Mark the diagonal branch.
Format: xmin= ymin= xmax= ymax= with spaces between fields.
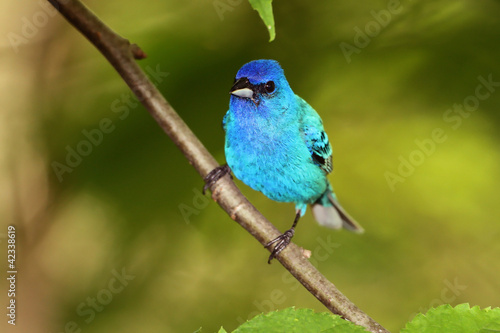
xmin=47 ymin=1 xmax=388 ymax=332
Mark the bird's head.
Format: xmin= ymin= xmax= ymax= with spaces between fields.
xmin=229 ymin=59 xmax=294 ymax=115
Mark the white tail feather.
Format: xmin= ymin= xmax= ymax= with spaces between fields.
xmin=311 ymin=193 xmax=364 ymax=233
xmin=312 ymin=204 xmax=343 ymax=229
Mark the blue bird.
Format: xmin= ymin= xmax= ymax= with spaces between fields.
xmin=205 ymin=59 xmax=363 ymax=263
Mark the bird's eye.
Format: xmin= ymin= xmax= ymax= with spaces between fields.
xmin=264 ymin=81 xmax=275 ymax=93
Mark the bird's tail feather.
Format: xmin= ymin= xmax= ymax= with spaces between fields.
xmin=311 ymin=191 xmax=364 ymax=233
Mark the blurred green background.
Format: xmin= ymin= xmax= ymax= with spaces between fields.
xmin=1 ymin=0 xmax=500 ymax=332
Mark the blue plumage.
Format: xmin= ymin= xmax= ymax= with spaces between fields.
xmin=215 ymin=59 xmax=363 ymax=261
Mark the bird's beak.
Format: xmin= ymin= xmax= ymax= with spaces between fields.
xmin=230 ymin=77 xmax=254 ymax=99
xmin=231 ymin=88 xmax=254 ymax=98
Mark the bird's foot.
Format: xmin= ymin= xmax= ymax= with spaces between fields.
xmin=265 ymin=228 xmax=295 ymax=264
xmin=203 ymin=164 xmax=232 ymax=194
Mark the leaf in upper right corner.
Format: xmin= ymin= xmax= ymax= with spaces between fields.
xmin=402 ymin=303 xmax=500 ymax=333
xmin=232 ymin=307 xmax=369 ymax=333
xmin=248 ymin=0 xmax=276 ymax=42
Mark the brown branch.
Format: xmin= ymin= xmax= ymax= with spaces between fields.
xmin=47 ymin=1 xmax=388 ymax=332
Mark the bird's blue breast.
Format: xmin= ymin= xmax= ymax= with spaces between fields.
xmin=224 ymin=97 xmax=327 ymax=205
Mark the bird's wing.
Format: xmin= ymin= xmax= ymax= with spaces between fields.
xmin=297 ymin=97 xmax=333 ymax=174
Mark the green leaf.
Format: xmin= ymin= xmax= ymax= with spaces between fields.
xmin=402 ymin=303 xmax=500 ymax=333
xmin=248 ymin=0 xmax=276 ymax=41
xmin=217 ymin=328 xmax=228 ymax=333
xmin=232 ymin=307 xmax=369 ymax=333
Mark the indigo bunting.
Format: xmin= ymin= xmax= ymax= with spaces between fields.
xmin=205 ymin=59 xmax=363 ymax=263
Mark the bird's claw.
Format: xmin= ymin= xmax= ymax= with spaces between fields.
xmin=203 ymin=164 xmax=232 ymax=195
xmin=265 ymin=229 xmax=295 ymax=264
